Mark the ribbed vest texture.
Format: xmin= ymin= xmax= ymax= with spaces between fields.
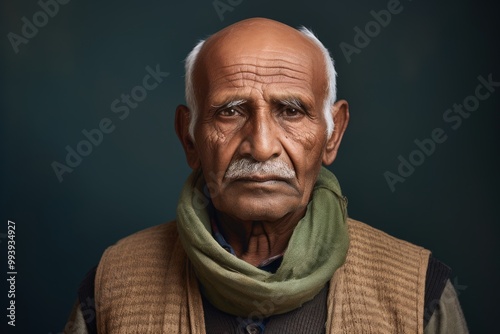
xmin=94 ymin=223 xmax=205 ymax=334
xmin=95 ymin=218 xmax=430 ymax=334
xmin=327 ymin=219 xmax=430 ymax=334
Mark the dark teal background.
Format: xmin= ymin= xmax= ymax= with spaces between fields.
xmin=1 ymin=0 xmax=499 ymax=332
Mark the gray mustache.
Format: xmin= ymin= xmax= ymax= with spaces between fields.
xmin=225 ymin=159 xmax=296 ymax=179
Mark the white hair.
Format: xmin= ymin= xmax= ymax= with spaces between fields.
xmin=297 ymin=26 xmax=337 ymax=137
xmin=184 ymin=26 xmax=337 ymax=140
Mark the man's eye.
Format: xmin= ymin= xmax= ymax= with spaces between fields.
xmin=282 ymin=107 xmax=302 ymax=117
xmin=218 ymin=108 xmax=240 ymax=117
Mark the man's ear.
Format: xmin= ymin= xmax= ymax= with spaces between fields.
xmin=322 ymin=99 xmax=349 ymax=165
xmin=175 ymin=104 xmax=200 ymax=169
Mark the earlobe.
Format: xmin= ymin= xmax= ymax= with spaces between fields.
xmin=322 ymin=99 xmax=349 ymax=165
xmin=175 ymin=104 xmax=201 ymax=169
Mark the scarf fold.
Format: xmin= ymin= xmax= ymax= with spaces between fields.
xmin=176 ymin=166 xmax=348 ymax=317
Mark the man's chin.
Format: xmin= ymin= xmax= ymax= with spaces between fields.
xmin=213 ymin=196 xmax=301 ymax=223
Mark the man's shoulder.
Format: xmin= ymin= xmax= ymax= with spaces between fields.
xmin=106 ymin=220 xmax=178 ymax=250
xmin=97 ymin=220 xmax=180 ymax=268
xmin=95 ymin=220 xmax=185 ymax=292
xmin=346 ymin=217 xmax=429 ymax=252
xmin=345 ymin=217 xmax=453 ymax=327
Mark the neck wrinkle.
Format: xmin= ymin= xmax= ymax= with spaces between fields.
xmin=214 ymin=208 xmax=304 ymax=266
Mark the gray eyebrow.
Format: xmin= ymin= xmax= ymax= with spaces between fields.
xmin=211 ymin=99 xmax=247 ymax=109
xmin=276 ymin=97 xmax=305 ymax=110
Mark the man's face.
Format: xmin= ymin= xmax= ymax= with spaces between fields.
xmin=180 ymin=24 xmax=341 ymax=223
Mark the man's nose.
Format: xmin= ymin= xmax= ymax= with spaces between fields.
xmin=238 ymin=115 xmax=282 ymax=162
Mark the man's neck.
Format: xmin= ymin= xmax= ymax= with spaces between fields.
xmin=215 ymin=209 xmax=306 ymax=266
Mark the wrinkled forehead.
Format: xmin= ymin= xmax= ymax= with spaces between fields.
xmin=193 ymin=29 xmax=327 ymax=105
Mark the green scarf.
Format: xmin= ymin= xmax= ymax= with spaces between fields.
xmin=176 ymin=166 xmax=349 ymax=317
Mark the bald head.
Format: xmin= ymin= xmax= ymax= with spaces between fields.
xmin=185 ymin=18 xmax=337 ymax=139
xmin=201 ymin=18 xmax=323 ymax=62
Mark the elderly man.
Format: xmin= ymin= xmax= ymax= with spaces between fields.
xmin=65 ymin=18 xmax=468 ymax=333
